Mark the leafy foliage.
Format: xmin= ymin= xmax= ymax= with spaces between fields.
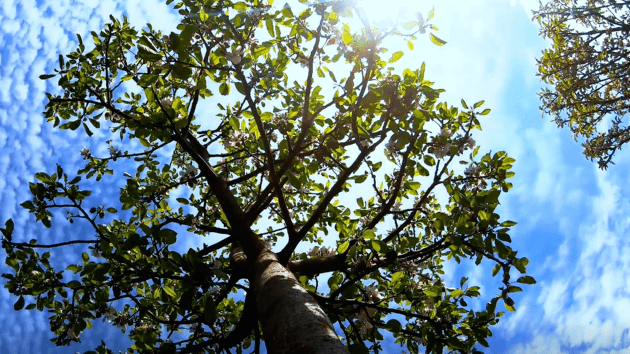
xmin=2 ymin=0 xmax=530 ymax=353
xmin=533 ymin=0 xmax=630 ymax=169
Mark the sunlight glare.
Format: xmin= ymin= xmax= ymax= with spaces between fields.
xmin=355 ymin=0 xmax=427 ymax=27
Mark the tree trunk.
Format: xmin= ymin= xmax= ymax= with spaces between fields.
xmin=252 ymin=250 xmax=350 ymax=354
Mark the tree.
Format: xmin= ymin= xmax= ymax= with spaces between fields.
xmin=1 ymin=0 xmax=532 ymax=353
xmin=533 ymin=0 xmax=630 ymax=169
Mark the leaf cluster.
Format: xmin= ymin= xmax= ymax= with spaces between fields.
xmin=533 ymin=0 xmax=630 ymax=169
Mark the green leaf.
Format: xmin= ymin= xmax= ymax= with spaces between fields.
xmin=500 ymin=220 xmax=517 ymax=227
xmin=371 ymin=239 xmax=382 ymax=252
xmin=391 ymin=271 xmax=404 ymax=283
xmin=39 ymin=74 xmax=56 ymax=80
xmin=354 ymin=174 xmax=367 ymax=183
xmin=5 ymin=219 xmax=14 ymax=235
xmin=285 ymin=170 xmax=301 ymax=189
xmin=342 ymin=24 xmax=352 ymax=45
xmin=176 ymin=25 xmax=196 ymax=56
xmin=450 ymin=289 xmax=464 ymax=297
xmin=492 ymin=264 xmax=501 ymax=277
xmin=480 ymin=108 xmax=491 ymax=115
xmin=138 ymin=73 xmax=158 ymax=87
xmin=337 ymin=240 xmax=350 ymax=253
xmin=160 ymin=229 xmax=177 ymax=245
xmin=14 ymin=296 xmax=24 ymax=310
xmin=137 ymin=45 xmax=162 ymax=62
xmin=229 ymin=116 xmax=239 ymax=130
xmin=516 ymin=276 xmax=536 ymax=284
xmin=362 ymin=229 xmax=375 ymax=239
xmin=35 ymin=173 xmax=51 ymax=183
xmin=504 ymin=297 xmax=516 ymax=311
xmin=82 ymin=122 xmax=93 ymax=137
xmin=317 ymin=67 xmax=325 ymax=78
xmin=388 ymin=51 xmax=404 ymax=63
xmin=385 ymin=319 xmax=402 ymax=333
xmin=163 ymin=286 xmax=177 ymax=299
xmin=350 ymin=343 xmax=369 ymax=354
xmin=265 ymin=18 xmax=275 ymax=37
xmin=408 ymin=181 xmax=421 ymax=190
xmin=429 ymin=33 xmax=447 ymax=46
xmin=219 ymin=83 xmax=230 ymax=96
xmin=447 ymin=337 xmax=466 ymax=350
xmin=66 ymin=265 xmax=82 ymax=273
xmin=203 ymin=297 xmax=218 ymax=324
xmin=423 ymin=287 xmax=439 ymax=297
xmin=173 ymin=63 xmax=193 ymax=80
xmin=507 ymin=286 xmax=523 ymax=293
xmin=233 ymin=1 xmax=249 ymax=11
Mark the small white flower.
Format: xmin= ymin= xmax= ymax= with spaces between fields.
xmin=386 ymin=138 xmax=400 ymax=155
xmin=433 ymin=142 xmax=453 ymax=159
xmin=439 ymin=128 xmax=452 ymax=138
xmin=103 ymin=306 xmax=116 ymax=322
xmin=464 ymin=137 xmax=475 ymax=150
xmin=412 ymin=335 xmax=426 ymax=345
xmin=434 ymin=145 xmax=447 ymax=159
xmin=355 ymin=308 xmax=374 ymax=335
xmin=179 ymin=164 xmax=197 ymax=181
xmin=391 ymin=201 xmax=402 ymax=212
xmin=160 ymin=97 xmax=173 ymax=108
xmin=365 ymin=285 xmax=382 ymax=302
xmin=208 ymin=286 xmax=221 ymax=295
xmin=67 ymin=328 xmax=80 ymax=340
xmin=80 ymin=147 xmax=91 ymax=158
xmin=223 ymin=130 xmax=247 ymax=149
xmin=226 ymin=46 xmax=244 ymax=65
xmin=416 ymin=12 xmax=424 ymax=27
xmin=162 ymin=35 xmax=171 ymax=46
xmin=464 ymin=165 xmax=479 ymax=176
xmin=320 ymin=247 xmax=333 ymax=257
xmin=374 ymin=16 xmax=394 ymax=29
xmin=108 ymin=146 xmax=119 ymax=156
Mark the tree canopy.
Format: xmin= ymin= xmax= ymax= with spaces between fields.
xmin=533 ymin=0 xmax=630 ymax=169
xmin=1 ymin=0 xmax=532 ymax=353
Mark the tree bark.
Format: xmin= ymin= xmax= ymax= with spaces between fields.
xmin=252 ymin=250 xmax=350 ymax=354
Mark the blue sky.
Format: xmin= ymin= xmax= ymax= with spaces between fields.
xmin=1 ymin=0 xmax=630 ymax=353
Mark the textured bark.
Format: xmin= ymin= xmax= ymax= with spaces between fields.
xmin=252 ymin=251 xmax=350 ymax=354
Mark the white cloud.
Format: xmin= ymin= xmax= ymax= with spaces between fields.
xmin=0 ymin=0 xmax=17 ymax=20
xmin=511 ymin=332 xmax=568 ymax=354
xmin=503 ymin=164 xmax=630 ymax=352
xmin=2 ymin=1 xmax=630 ymax=354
